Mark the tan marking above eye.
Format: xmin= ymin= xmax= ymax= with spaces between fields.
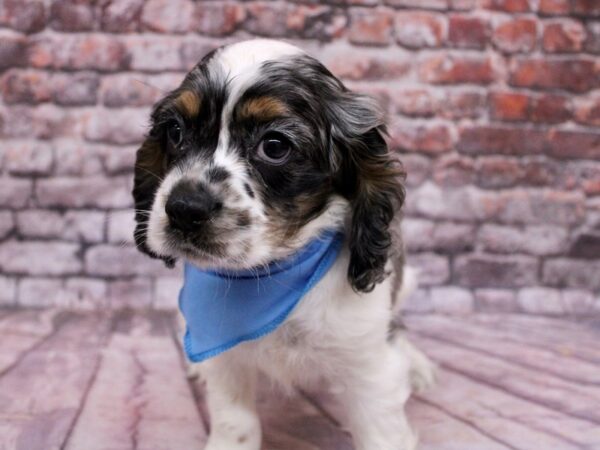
xmin=238 ymin=96 xmax=288 ymax=121
xmin=176 ymin=90 xmax=201 ymax=118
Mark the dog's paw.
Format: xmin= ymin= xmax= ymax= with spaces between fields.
xmin=392 ymin=335 xmax=436 ymax=393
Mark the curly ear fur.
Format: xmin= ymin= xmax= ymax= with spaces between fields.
xmin=329 ymin=93 xmax=405 ymax=293
xmin=132 ymin=137 xmax=176 ymax=267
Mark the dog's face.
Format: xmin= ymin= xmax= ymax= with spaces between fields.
xmin=133 ymin=40 xmax=404 ymax=292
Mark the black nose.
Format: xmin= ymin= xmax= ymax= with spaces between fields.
xmin=165 ymin=181 xmax=222 ymax=233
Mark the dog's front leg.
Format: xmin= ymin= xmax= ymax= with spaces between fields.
xmin=339 ymin=346 xmax=417 ymax=450
xmin=200 ymin=353 xmax=261 ymax=450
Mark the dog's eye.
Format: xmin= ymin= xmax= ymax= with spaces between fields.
xmin=166 ymin=120 xmax=183 ymax=148
xmin=257 ymin=133 xmax=291 ymax=165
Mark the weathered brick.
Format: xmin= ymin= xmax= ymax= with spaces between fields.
xmin=0 ymin=0 xmax=46 ymax=33
xmin=124 ymin=35 xmax=186 ymax=72
xmin=50 ymin=0 xmax=96 ymax=32
xmin=476 ymin=157 xmax=523 ymax=189
xmin=100 ymin=73 xmax=181 ymax=107
xmin=28 ymin=34 xmax=129 ymax=72
xmin=480 ymin=0 xmax=531 ymax=12
xmin=458 ymin=125 xmax=546 ymax=156
xmin=385 ymin=0 xmax=448 ymax=8
xmin=53 ymin=141 xmax=106 ymax=176
xmin=53 ymin=72 xmax=100 ymax=106
xmin=395 ymin=12 xmax=446 ymax=48
xmin=36 ymin=176 xmax=132 ymax=209
xmin=348 ymin=8 xmax=394 ymax=46
xmin=324 ymin=51 xmax=411 ymax=80
xmin=402 ymin=218 xmax=435 ymax=252
xmin=103 ymin=145 xmax=137 ymax=175
xmin=479 ymin=224 xmax=569 ymax=256
xmin=572 ymin=0 xmax=600 ymax=16
xmin=287 ymin=5 xmax=345 ymax=41
xmin=400 ymin=288 xmax=433 ymax=314
xmin=100 ymin=0 xmax=144 ymax=33
xmin=107 ymin=209 xmax=135 ymax=244
xmin=0 ymin=104 xmax=75 ymax=140
xmin=432 ymin=222 xmax=476 ymax=253
xmin=18 ymin=278 xmax=64 ymax=308
xmin=389 ymin=121 xmax=453 ymax=155
xmin=84 ymin=108 xmax=149 ymax=145
xmin=408 ymin=252 xmax=450 ymax=286
xmin=154 ymin=275 xmax=183 ymax=309
xmin=85 ymin=245 xmax=171 ymax=277
xmin=0 ymin=276 xmax=17 ymax=305
xmin=530 ymin=94 xmax=570 ymax=123
xmin=0 ymin=32 xmax=27 ymax=69
xmin=4 ymin=141 xmax=53 ymax=175
xmin=0 ymin=177 xmax=33 ymax=208
xmin=0 ymin=212 xmax=14 ymax=239
xmin=546 ymin=130 xmax=600 ymax=160
xmin=561 ymin=289 xmax=596 ymax=315
xmin=521 ymin=157 xmax=560 ymax=187
xmin=65 ymin=278 xmax=108 ymax=309
xmin=0 ymin=241 xmax=82 ymax=275
xmin=517 ymin=287 xmax=563 ymax=314
xmin=448 ymin=15 xmax=488 ymax=49
xmin=1 ymin=70 xmax=52 ymax=104
xmin=393 ymin=88 xmax=436 ymax=117
xmin=244 ymin=2 xmax=289 ymax=37
xmin=492 ymin=18 xmax=537 ymax=53
xmin=543 ymin=20 xmax=587 ymax=53
xmin=141 ymin=0 xmax=194 ymax=33
xmin=543 ymin=258 xmax=600 ymax=290
xmin=585 ymin=22 xmax=600 ymax=53
xmin=441 ymin=90 xmax=485 ymax=119
xmin=430 ymin=286 xmax=474 ymax=314
xmin=420 ymin=54 xmax=496 ymax=85
xmin=17 ymin=210 xmax=105 ymax=242
xmin=433 ymin=154 xmax=475 ymax=187
xmin=108 ymin=278 xmax=152 ymax=308
xmin=455 ymin=254 xmax=538 ymax=288
xmin=574 ymin=95 xmax=600 ymax=126
xmin=510 ymin=58 xmax=599 ymax=92
xmin=401 ymin=154 xmax=431 ymax=187
xmin=474 ymin=289 xmax=518 ymax=313
xmin=193 ymin=2 xmax=245 ymax=36
xmin=569 ymin=230 xmax=600 ymax=258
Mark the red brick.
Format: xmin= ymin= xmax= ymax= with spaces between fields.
xmin=529 ymin=94 xmax=570 ymax=123
xmin=565 ymin=162 xmax=600 ymax=195
xmin=141 ymin=0 xmax=194 ymax=33
xmin=572 ymin=0 xmax=600 ymax=16
xmin=348 ymin=8 xmax=394 ymax=46
xmin=0 ymin=32 xmax=27 ymax=69
xmin=476 ymin=157 xmax=524 ymax=189
xmin=323 ymin=52 xmax=410 ymax=80
xmin=574 ymin=95 xmax=600 ymax=126
xmin=50 ymin=0 xmax=96 ymax=32
xmin=433 ymin=154 xmax=476 ymax=187
xmin=28 ymin=34 xmax=129 ymax=72
xmin=0 ymin=0 xmax=46 ymax=33
xmin=520 ymin=157 xmax=560 ymax=186
xmin=389 ymin=121 xmax=453 ymax=155
xmin=546 ymin=130 xmax=600 ymax=160
xmin=454 ymin=254 xmax=538 ymax=288
xmin=458 ymin=125 xmax=546 ymax=156
xmin=100 ymin=0 xmax=144 ymax=33
xmin=510 ymin=58 xmax=599 ymax=92
xmin=448 ymin=15 xmax=488 ymax=49
xmin=490 ymin=92 xmax=529 ymax=121
xmin=0 ymin=241 xmax=82 ymax=276
xmin=539 ymin=0 xmax=570 ymax=15
xmin=36 ymin=176 xmax=132 ymax=208
xmin=492 ymin=18 xmax=537 ymax=54
xmin=385 ymin=0 xmax=448 ymax=8
xmin=395 ymin=12 xmax=446 ymax=48
xmin=286 ymin=5 xmax=345 ymax=41
xmin=193 ymin=2 xmax=245 ymax=36
xmin=244 ymin=2 xmax=289 ymax=37
xmin=543 ymin=21 xmax=587 ymax=53
xmin=420 ymin=54 xmax=496 ymax=85
xmin=480 ymin=0 xmax=531 ymax=12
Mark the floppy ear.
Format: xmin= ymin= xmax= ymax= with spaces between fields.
xmin=132 ymin=137 xmax=176 ymax=267
xmin=329 ymin=93 xmax=405 ymax=293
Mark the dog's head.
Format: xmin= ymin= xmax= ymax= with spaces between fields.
xmin=133 ymin=39 xmax=404 ymax=292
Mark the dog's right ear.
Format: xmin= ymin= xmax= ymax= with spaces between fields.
xmin=132 ymin=136 xmax=176 ymax=267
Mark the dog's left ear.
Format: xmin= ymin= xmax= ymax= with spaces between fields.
xmin=328 ymin=92 xmax=405 ymax=293
xmin=132 ymin=136 xmax=176 ymax=268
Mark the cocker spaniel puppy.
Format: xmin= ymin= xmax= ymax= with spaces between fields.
xmin=132 ymin=39 xmax=433 ymax=450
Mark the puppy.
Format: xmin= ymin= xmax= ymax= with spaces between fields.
xmin=132 ymin=39 xmax=433 ymax=450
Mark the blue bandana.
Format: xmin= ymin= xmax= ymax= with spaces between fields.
xmin=179 ymin=230 xmax=344 ymax=363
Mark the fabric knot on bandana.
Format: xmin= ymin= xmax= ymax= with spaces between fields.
xmin=179 ymin=230 xmax=344 ymax=362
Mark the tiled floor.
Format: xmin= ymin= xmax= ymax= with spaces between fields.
xmin=0 ymin=308 xmax=598 ymax=450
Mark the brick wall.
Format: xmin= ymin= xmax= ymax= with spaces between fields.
xmin=0 ymin=0 xmax=599 ymax=314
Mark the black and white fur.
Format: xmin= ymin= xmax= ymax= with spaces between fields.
xmin=133 ymin=39 xmax=434 ymax=450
